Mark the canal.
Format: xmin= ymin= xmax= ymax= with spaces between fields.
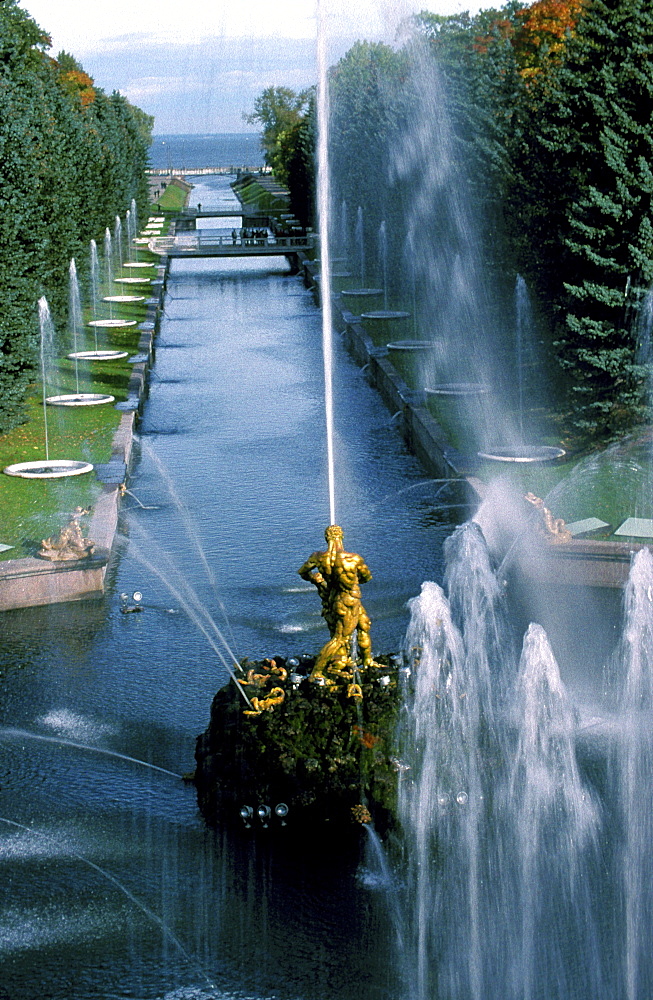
xmin=0 ymin=175 xmax=463 ymax=1000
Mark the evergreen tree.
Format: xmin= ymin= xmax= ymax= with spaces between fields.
xmin=513 ymin=0 xmax=653 ymax=439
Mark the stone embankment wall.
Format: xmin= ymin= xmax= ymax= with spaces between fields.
xmin=0 ymin=260 xmax=170 ymax=612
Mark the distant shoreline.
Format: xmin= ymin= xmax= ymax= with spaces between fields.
xmin=149 ymin=132 xmax=265 ymax=171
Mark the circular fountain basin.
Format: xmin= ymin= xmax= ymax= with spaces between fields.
xmin=341 ymin=288 xmax=383 ymax=299
xmin=68 ymin=350 xmax=129 ymax=361
xmin=387 ymin=340 xmax=439 ymax=352
xmin=3 ymin=459 xmax=94 ymax=479
xmin=114 ymin=277 xmax=152 ymax=284
xmin=362 ymin=311 xmax=411 ymax=321
xmin=46 ymin=393 xmax=115 ymax=407
xmin=425 ymin=383 xmax=490 ymax=396
xmin=122 ymin=262 xmax=156 ymax=269
xmin=88 ymin=319 xmax=138 ymax=328
xmin=477 ymin=445 xmax=566 ymax=463
xmin=103 ymin=295 xmax=146 ymax=303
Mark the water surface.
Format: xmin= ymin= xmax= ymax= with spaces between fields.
xmin=0 ymin=175 xmax=461 ymax=1000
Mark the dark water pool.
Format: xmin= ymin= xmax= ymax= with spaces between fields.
xmin=0 ymin=176 xmax=463 ymax=1000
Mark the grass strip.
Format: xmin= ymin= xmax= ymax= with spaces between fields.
xmin=0 ymin=220 xmax=166 ymax=561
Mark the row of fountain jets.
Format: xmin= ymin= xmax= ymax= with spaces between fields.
xmin=4 ymin=199 xmax=163 ymax=480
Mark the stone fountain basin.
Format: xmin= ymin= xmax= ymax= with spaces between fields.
xmin=46 ymin=394 xmax=115 ymax=407
xmin=3 ymin=459 xmax=94 ymax=479
xmin=425 ymin=382 xmax=490 ymax=396
xmin=68 ymin=350 xmax=129 ymax=361
xmin=122 ymin=262 xmax=156 ymax=269
xmin=362 ymin=311 xmax=411 ymax=321
xmin=387 ymin=340 xmax=439 ymax=352
xmin=341 ymin=288 xmax=383 ymax=298
xmin=114 ymin=277 xmax=152 ymax=284
xmin=477 ymin=445 xmax=566 ymax=463
xmin=88 ymin=319 xmax=138 ymax=328
xmin=103 ymin=295 xmax=146 ymax=303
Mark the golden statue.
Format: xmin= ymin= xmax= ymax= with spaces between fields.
xmin=298 ymin=525 xmax=378 ymax=684
xmin=39 ymin=507 xmax=95 ymax=561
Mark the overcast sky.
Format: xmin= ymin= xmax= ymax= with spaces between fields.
xmin=20 ymin=0 xmax=505 ymax=133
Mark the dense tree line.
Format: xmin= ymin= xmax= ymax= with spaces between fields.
xmin=257 ymin=0 xmax=653 ymax=445
xmin=0 ymin=0 xmax=153 ymax=432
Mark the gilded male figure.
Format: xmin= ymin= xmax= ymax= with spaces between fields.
xmin=298 ymin=524 xmax=377 ymax=683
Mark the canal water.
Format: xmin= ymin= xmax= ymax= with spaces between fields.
xmin=0 ymin=176 xmax=463 ymax=999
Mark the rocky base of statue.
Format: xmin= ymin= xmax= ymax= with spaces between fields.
xmin=194 ymin=653 xmax=402 ymax=834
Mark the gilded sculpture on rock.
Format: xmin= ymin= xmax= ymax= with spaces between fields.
xmin=298 ymin=524 xmax=379 ymax=684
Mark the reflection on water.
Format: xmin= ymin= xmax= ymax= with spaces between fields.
xmin=0 ymin=176 xmax=461 ymax=999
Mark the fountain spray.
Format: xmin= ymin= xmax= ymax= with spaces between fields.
xmin=37 ymin=297 xmax=54 ymax=461
xmin=68 ymin=259 xmax=82 ymax=393
xmin=316 ymin=0 xmax=336 ymax=525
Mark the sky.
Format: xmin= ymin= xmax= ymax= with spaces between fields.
xmin=20 ymin=0 xmax=505 ymax=133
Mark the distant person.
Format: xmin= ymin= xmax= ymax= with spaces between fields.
xmin=197 ymin=203 xmax=202 ymax=212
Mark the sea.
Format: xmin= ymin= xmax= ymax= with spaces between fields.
xmin=149 ymin=132 xmax=265 ymax=171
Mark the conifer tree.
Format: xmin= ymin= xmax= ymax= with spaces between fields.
xmin=515 ymin=0 xmax=653 ymax=438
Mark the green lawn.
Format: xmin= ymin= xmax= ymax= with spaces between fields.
xmin=0 ymin=223 xmax=166 ymax=561
xmin=156 ymin=182 xmax=189 ymax=211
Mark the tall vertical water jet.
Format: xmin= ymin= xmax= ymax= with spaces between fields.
xmin=398 ymin=572 xmax=498 ymax=1000
xmin=68 ymin=259 xmax=82 ymax=393
xmin=391 ymin=48 xmax=509 ymax=447
xmin=316 ymin=0 xmax=336 ymax=524
xmin=125 ymin=209 xmax=133 ymax=261
xmin=507 ymin=622 xmax=602 ymax=1000
xmin=515 ymin=275 xmax=537 ymax=441
xmin=340 ymin=198 xmax=348 ymax=256
xmin=89 ymin=239 xmax=100 ymax=327
xmin=114 ymin=215 xmax=123 ymax=271
xmin=38 ymin=296 xmax=55 ymax=461
xmin=403 ymin=232 xmax=419 ymax=338
xmin=395 ymin=513 xmax=608 ymax=1000
xmin=444 ymin=520 xmax=512 ymax=726
xmin=634 ymin=283 xmax=653 ymax=363
xmin=378 ymin=220 xmax=388 ymax=310
xmin=103 ymin=227 xmax=114 ymax=320
xmin=617 ymin=547 xmax=653 ymax=1000
xmin=356 ymin=206 xmax=365 ymax=289
xmin=130 ymin=197 xmax=138 ymax=238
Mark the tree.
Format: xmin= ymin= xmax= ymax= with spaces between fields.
xmin=0 ymin=0 xmax=153 ymax=431
xmin=243 ymin=86 xmax=310 ymax=169
xmin=512 ymin=0 xmax=653 ymax=438
xmin=274 ymin=94 xmax=317 ymax=229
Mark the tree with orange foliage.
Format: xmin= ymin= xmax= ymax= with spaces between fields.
xmin=472 ymin=0 xmax=587 ymax=81
xmin=55 ymin=51 xmax=96 ymax=107
xmin=512 ymin=0 xmax=587 ymax=79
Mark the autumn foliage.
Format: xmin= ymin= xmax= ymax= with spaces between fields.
xmin=59 ymin=67 xmax=96 ymax=106
xmin=474 ymin=0 xmax=587 ymax=80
